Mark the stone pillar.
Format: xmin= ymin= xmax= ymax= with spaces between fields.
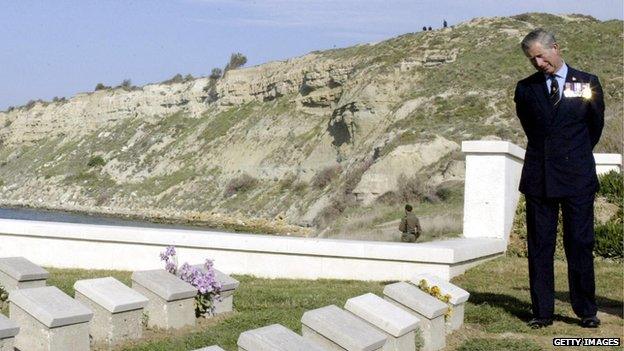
xmin=10 ymin=286 xmax=93 ymax=351
xmin=0 ymin=257 xmax=49 ymax=292
xmin=74 ymin=277 xmax=149 ymax=346
xmin=383 ymin=282 xmax=447 ymax=351
xmin=238 ymin=324 xmax=325 ymax=351
xmin=345 ymin=293 xmax=420 ymax=351
xmin=461 ymin=140 xmax=525 ymax=242
xmin=0 ymin=314 xmax=19 ymax=351
xmin=131 ymin=269 xmax=197 ymax=329
xmin=410 ymin=274 xmax=470 ymax=333
xmin=301 ymin=305 xmax=387 ymax=351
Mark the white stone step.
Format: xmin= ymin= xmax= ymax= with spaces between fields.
xmin=383 ymin=282 xmax=447 ymax=351
xmin=237 ymin=323 xmax=325 ymax=351
xmin=74 ymin=277 xmax=149 ymax=345
xmin=10 ymin=286 xmax=92 ymax=351
xmin=0 ymin=257 xmax=49 ymax=291
xmin=410 ymin=273 xmax=469 ymax=332
xmin=0 ymin=313 xmax=19 ymax=350
xmin=345 ymin=293 xmax=420 ymax=351
xmin=131 ymin=269 xmax=197 ymax=329
xmin=302 ymin=304 xmax=387 ymax=351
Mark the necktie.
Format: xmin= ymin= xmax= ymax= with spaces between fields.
xmin=549 ymin=75 xmax=561 ymax=107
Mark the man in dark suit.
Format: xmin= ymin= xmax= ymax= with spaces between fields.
xmin=514 ymin=28 xmax=604 ymax=329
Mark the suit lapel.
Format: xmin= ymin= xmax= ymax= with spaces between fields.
xmin=528 ymin=74 xmax=554 ymax=124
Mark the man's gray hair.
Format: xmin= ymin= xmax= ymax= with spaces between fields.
xmin=521 ymin=28 xmax=557 ymax=53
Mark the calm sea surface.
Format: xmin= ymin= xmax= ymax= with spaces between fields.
xmin=0 ymin=206 xmax=213 ymax=231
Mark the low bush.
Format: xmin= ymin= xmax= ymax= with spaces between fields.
xmin=595 ymin=221 xmax=623 ymax=259
xmin=597 ymin=170 xmax=623 ymax=203
xmin=397 ymin=174 xmax=438 ymax=203
xmin=313 ymin=194 xmax=349 ymax=228
xmin=87 ymin=156 xmax=106 ymax=168
xmin=94 ymin=83 xmax=110 ymax=91
xmin=224 ymin=173 xmax=257 ymax=197
xmin=311 ymin=165 xmax=342 ymax=189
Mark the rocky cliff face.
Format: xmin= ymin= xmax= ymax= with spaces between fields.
xmin=0 ymin=14 xmax=621 ymax=232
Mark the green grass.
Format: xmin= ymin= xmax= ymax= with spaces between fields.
xmin=39 ymin=255 xmax=623 ymax=350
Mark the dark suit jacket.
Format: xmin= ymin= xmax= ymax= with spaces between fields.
xmin=514 ymin=66 xmax=605 ymax=197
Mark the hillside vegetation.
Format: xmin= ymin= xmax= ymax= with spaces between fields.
xmin=0 ymin=13 xmax=621 ymax=237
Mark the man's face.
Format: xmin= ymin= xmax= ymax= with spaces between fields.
xmin=524 ymin=41 xmax=563 ymax=75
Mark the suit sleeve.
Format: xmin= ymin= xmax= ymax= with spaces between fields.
xmin=514 ymin=83 xmax=531 ymax=137
xmin=587 ymin=75 xmax=605 ymax=148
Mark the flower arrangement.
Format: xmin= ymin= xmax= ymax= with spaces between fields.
xmin=418 ymin=279 xmax=452 ymax=321
xmin=160 ymin=246 xmax=222 ymax=317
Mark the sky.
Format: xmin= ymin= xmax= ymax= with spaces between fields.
xmin=0 ymin=0 xmax=622 ymax=111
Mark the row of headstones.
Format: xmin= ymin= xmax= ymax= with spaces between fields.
xmin=0 ymin=257 xmax=239 ymax=351
xmin=235 ymin=276 xmax=469 ymax=351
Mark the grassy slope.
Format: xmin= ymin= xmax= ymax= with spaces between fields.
xmin=9 ymin=255 xmax=617 ymax=351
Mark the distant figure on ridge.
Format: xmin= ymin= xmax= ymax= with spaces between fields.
xmin=422 ymin=26 xmax=427 ymax=31
xmin=427 ymin=26 xmax=432 ymax=31
xmin=443 ymin=19 xmax=448 ymax=28
xmin=399 ymin=204 xmax=421 ymax=243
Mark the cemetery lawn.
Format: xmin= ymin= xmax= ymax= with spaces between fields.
xmin=10 ymin=256 xmax=620 ymax=351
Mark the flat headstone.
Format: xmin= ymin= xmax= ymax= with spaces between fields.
xmin=238 ymin=324 xmax=325 ymax=351
xmin=131 ymin=269 xmax=196 ymax=301
xmin=214 ymin=269 xmax=239 ymax=291
xmin=74 ymin=277 xmax=148 ymax=313
xmin=410 ymin=274 xmax=469 ymax=305
xmin=9 ymin=286 xmax=93 ymax=327
xmin=0 ymin=314 xmax=19 ymax=339
xmin=345 ymin=293 xmax=420 ymax=337
xmin=192 ymin=346 xmax=226 ymax=351
xmin=0 ymin=257 xmax=49 ymax=281
xmin=383 ymin=282 xmax=447 ymax=319
xmin=302 ymin=305 xmax=386 ymax=351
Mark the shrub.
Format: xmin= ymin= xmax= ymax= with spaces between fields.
xmin=94 ymin=83 xmax=110 ymax=91
xmin=594 ymin=221 xmax=623 ymax=259
xmin=598 ymin=170 xmax=623 ymax=203
xmin=209 ymin=68 xmax=222 ymax=80
xmin=224 ymin=173 xmax=257 ymax=197
xmin=314 ymin=194 xmax=349 ymax=228
xmin=397 ymin=174 xmax=438 ymax=203
xmin=224 ymin=52 xmax=248 ymax=73
xmin=87 ymin=156 xmax=106 ymax=168
xmin=163 ymin=73 xmax=184 ymax=84
xmin=312 ymin=165 xmax=342 ymax=189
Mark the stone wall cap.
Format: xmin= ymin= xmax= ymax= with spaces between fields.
xmin=594 ymin=153 xmax=622 ymax=165
xmin=461 ymin=140 xmax=525 ymax=160
xmin=345 ymin=293 xmax=420 ymax=337
xmin=410 ymin=274 xmax=470 ymax=304
xmin=0 ymin=257 xmax=49 ymax=281
xmin=191 ymin=346 xmax=226 ymax=351
xmin=192 ymin=265 xmax=240 ymax=291
xmin=131 ymin=269 xmax=196 ymax=301
xmin=74 ymin=277 xmax=149 ymax=313
xmin=383 ymin=282 xmax=448 ymax=319
xmin=0 ymin=313 xmax=19 ymax=339
xmin=9 ymin=286 xmax=93 ymax=327
xmin=238 ymin=324 xmax=325 ymax=351
xmin=301 ymin=305 xmax=387 ymax=351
